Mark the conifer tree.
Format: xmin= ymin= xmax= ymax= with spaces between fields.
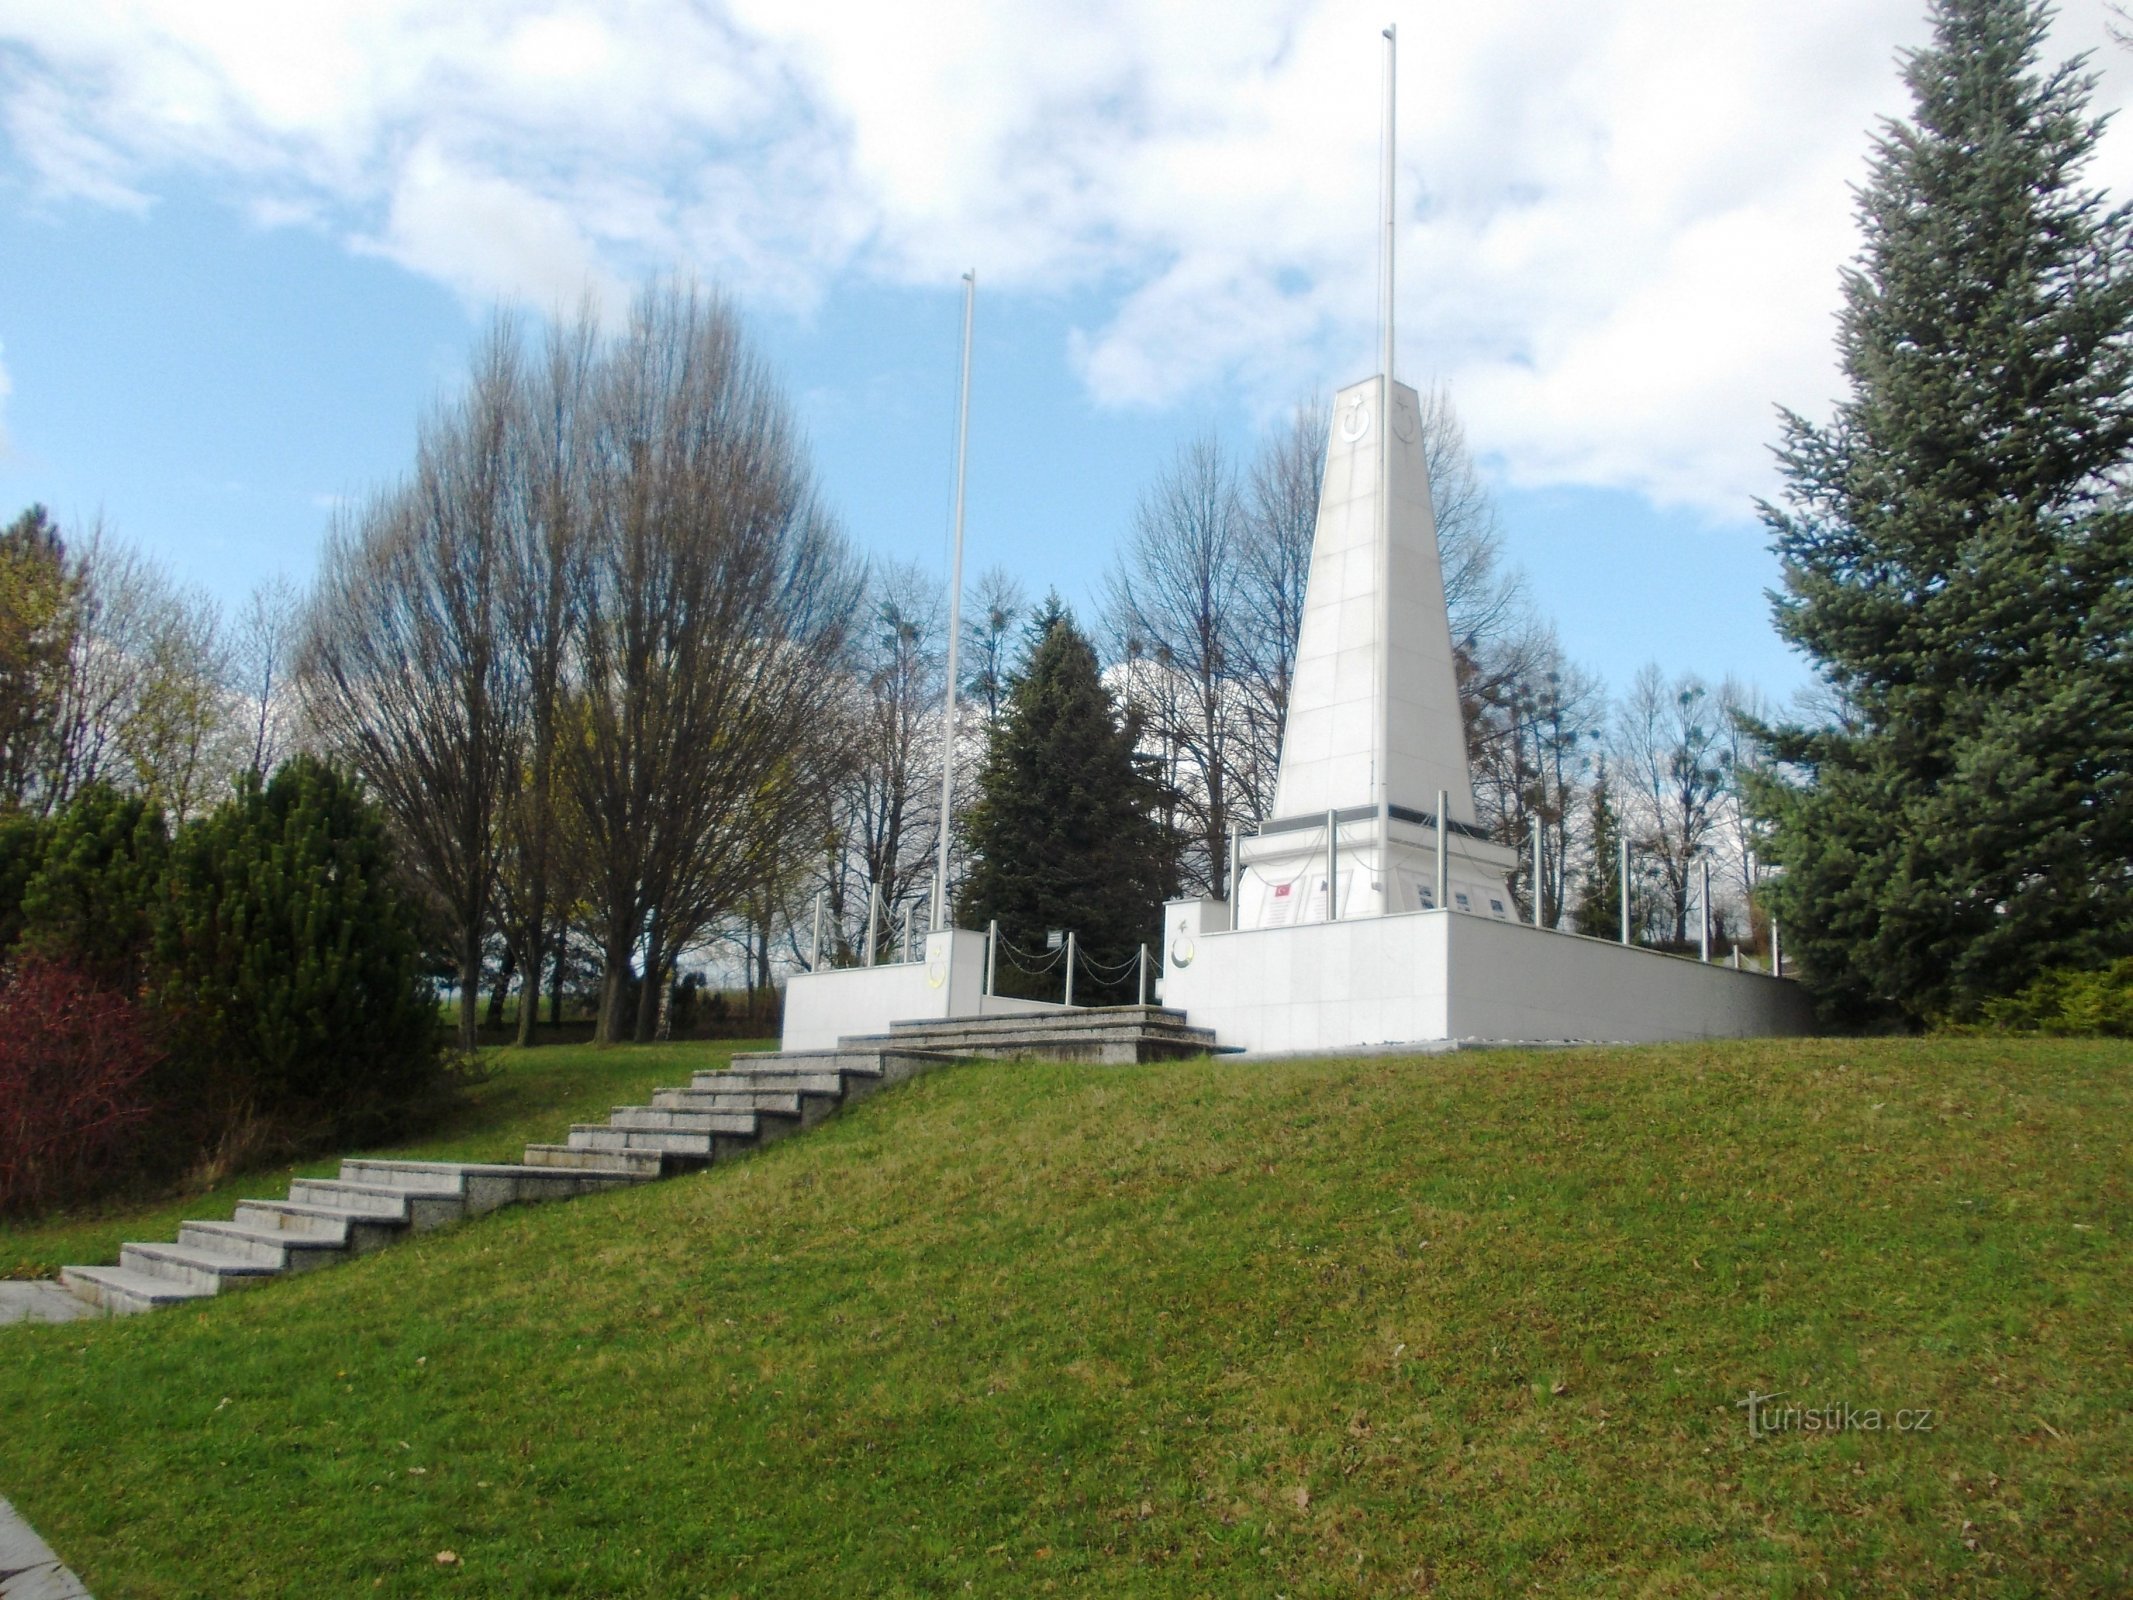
xmin=1753 ymin=0 xmax=2133 ymax=1021
xmin=154 ymin=756 xmax=440 ymax=1138
xmin=957 ymin=601 xmax=1176 ymax=1001
xmin=1572 ymin=760 xmax=1624 ymax=940
xmin=17 ymin=783 xmax=168 ymax=991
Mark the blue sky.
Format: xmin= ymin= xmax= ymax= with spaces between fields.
xmin=2 ymin=1 xmax=2128 ymax=705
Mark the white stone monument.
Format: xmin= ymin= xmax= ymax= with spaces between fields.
xmin=1232 ymin=373 xmax=1521 ymax=932
xmin=783 ymin=24 xmax=1814 ymax=1057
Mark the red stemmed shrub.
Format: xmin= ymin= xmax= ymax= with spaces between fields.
xmin=0 ymin=958 xmax=160 ymax=1217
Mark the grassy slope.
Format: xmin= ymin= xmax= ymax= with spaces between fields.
xmin=0 ymin=1040 xmax=774 ymax=1279
xmin=0 ymin=1036 xmax=2125 ymax=1597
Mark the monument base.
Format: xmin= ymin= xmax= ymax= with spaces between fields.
xmin=1161 ymin=897 xmax=1815 ymax=1053
xmin=1234 ymin=806 xmax=1520 ymax=927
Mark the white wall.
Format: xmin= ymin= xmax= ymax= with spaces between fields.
xmin=1161 ymin=897 xmax=1815 ymax=1053
xmin=1161 ymin=899 xmax=1450 ymax=1054
xmin=1445 ymin=915 xmax=1817 ymax=1042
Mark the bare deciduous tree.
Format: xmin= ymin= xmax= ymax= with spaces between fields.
xmin=1233 ymin=397 xmax=1321 ymax=822
xmin=830 ymin=560 xmax=945 ymax=959
xmin=301 ymin=325 xmax=527 ymax=1050
xmin=1613 ymin=664 xmax=1728 ymax=943
xmin=1106 ymin=433 xmax=1245 ymax=897
xmin=961 ymin=564 xmax=1027 ymax=730
xmin=232 ymin=574 xmax=303 ymax=781
xmin=569 ymin=284 xmax=857 ymax=1043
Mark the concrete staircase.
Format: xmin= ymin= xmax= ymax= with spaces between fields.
xmin=54 ymin=1005 xmax=1222 ymax=1317
xmin=57 ymin=1043 xmax=952 ymax=1316
xmin=850 ymin=1005 xmax=1222 ymax=1065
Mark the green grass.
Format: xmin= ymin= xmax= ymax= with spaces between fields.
xmin=0 ymin=1036 xmax=2126 ymax=1596
xmin=0 ymin=1039 xmax=774 ymax=1279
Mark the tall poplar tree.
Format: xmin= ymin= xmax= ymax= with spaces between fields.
xmin=1752 ymin=0 xmax=2133 ymax=1021
xmin=958 ymin=601 xmax=1176 ymax=1002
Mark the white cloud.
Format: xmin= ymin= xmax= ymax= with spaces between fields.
xmin=0 ymin=0 xmax=2127 ymax=516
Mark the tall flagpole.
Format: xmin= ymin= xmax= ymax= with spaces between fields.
xmin=1375 ymin=23 xmax=1397 ymax=910
xmin=934 ymin=270 xmax=976 ymax=931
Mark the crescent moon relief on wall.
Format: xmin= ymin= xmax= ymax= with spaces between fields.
xmin=1339 ymin=400 xmax=1371 ymax=442
xmin=1392 ymin=399 xmax=1417 ymax=443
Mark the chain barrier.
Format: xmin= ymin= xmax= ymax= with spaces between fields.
xmin=991 ymin=928 xmax=1067 ymax=977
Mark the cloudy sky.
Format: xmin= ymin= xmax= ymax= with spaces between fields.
xmin=1 ymin=0 xmax=2129 ymax=699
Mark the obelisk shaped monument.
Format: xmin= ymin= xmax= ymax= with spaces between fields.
xmin=1231 ymin=381 xmax=1518 ymax=930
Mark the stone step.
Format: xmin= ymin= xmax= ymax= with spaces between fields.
xmin=518 ymin=1144 xmax=695 ymax=1178
xmin=726 ymin=1049 xmax=870 ymax=1072
xmin=59 ymin=1264 xmax=214 ymax=1315
xmin=842 ymin=1007 xmax=1220 ymax=1064
xmin=119 ymin=1240 xmax=279 ymax=1295
xmin=649 ymin=1086 xmax=845 ymax=1130
xmin=339 ymin=1159 xmax=647 ymax=1214
xmin=176 ymin=1220 xmax=350 ymax=1272
xmin=232 ymin=1198 xmax=413 ymax=1252
xmin=664 ymin=1073 xmax=848 ymax=1101
xmin=286 ymin=1178 xmax=467 ymax=1231
xmin=694 ymin=1060 xmax=881 ymax=1090
xmin=612 ymin=1101 xmax=802 ymax=1130
xmin=565 ymin=1124 xmax=738 ymax=1156
xmin=888 ymin=1004 xmax=1198 ymax=1037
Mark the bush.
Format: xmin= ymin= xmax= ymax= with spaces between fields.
xmin=0 ymin=958 xmax=160 ymax=1217
xmin=152 ymin=756 xmax=445 ymax=1147
xmin=1972 ymin=959 xmax=2133 ymax=1037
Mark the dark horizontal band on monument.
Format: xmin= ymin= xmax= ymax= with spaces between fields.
xmin=1254 ymin=804 xmax=1493 ymax=843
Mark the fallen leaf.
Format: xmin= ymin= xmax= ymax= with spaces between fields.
xmin=435 ymin=1550 xmax=459 ymax=1566
xmin=1291 ymin=1486 xmax=1311 ymax=1511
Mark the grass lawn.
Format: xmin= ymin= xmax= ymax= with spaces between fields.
xmin=0 ymin=1035 xmax=2126 ymax=1596
xmin=0 ymin=1039 xmax=774 ymax=1280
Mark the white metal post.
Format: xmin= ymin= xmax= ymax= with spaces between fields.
xmin=864 ymin=883 xmax=881 ymax=968
xmin=1531 ymin=813 xmax=1545 ymax=928
xmin=1369 ymin=22 xmax=1400 ymax=915
xmin=1435 ymin=788 xmax=1449 ymax=911
xmin=1138 ymin=943 xmax=1150 ymax=1006
xmin=1064 ymin=930 xmax=1077 ymax=1007
xmin=934 ymin=271 xmax=976 ymax=932
xmin=985 ymin=918 xmax=998 ymax=996
xmin=1326 ymin=810 xmax=1340 ymax=921
xmin=1618 ymin=838 xmax=1631 ymax=946
xmin=1228 ymin=821 xmax=1243 ymax=930
xmin=900 ymin=902 xmax=913 ymax=963
xmin=1698 ymin=860 xmax=1711 ymax=963
xmin=1772 ymin=919 xmax=1783 ymax=978
xmin=810 ymin=890 xmax=824 ymax=970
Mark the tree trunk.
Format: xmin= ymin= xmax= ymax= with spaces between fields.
xmin=485 ymin=948 xmax=516 ymax=1030
xmin=457 ymin=928 xmax=481 ymax=1052
xmin=596 ymin=924 xmax=635 ymax=1044
xmin=513 ymin=914 xmax=544 ymax=1048
xmin=548 ymin=924 xmax=567 ymax=1028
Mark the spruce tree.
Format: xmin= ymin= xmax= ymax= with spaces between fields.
xmin=1753 ymin=0 xmax=2133 ymax=1022
xmin=957 ymin=601 xmax=1176 ymax=1002
xmin=1572 ymin=761 xmax=1624 ymax=940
